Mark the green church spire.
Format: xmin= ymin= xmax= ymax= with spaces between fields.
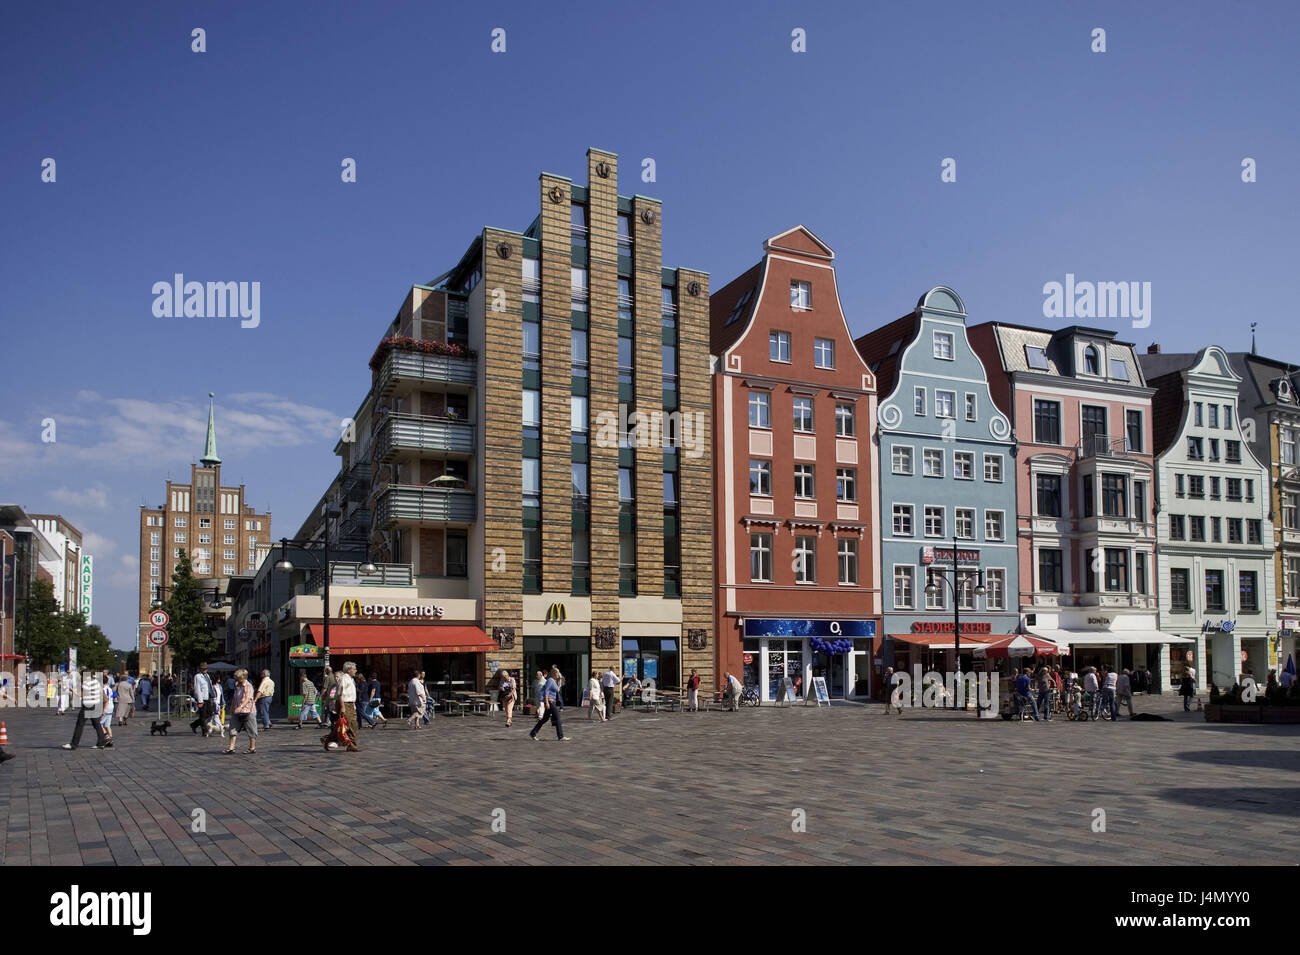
xmin=200 ymin=392 xmax=222 ymax=466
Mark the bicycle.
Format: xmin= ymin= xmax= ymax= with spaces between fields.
xmin=739 ymin=684 xmax=761 ymax=707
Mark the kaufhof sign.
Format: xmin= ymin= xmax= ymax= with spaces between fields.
xmin=79 ymin=554 xmax=93 ymax=624
xmin=337 ymin=597 xmax=445 ymax=620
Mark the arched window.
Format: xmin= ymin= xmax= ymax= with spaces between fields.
xmin=1083 ymin=345 xmax=1100 ymax=375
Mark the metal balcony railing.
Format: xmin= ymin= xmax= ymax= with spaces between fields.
xmin=374 ymin=413 xmax=475 ymax=461
xmin=1079 ymin=434 xmax=1128 ymax=458
xmin=376 ymin=348 xmax=476 ymax=395
xmin=306 ymin=561 xmax=414 ymax=593
xmin=374 ymin=484 xmax=476 ymax=527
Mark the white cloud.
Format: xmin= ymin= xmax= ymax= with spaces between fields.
xmin=81 ymin=530 xmax=118 ymax=557
xmin=49 ymin=483 xmax=112 ymax=511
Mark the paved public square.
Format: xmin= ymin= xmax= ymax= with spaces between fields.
xmin=0 ymin=695 xmax=1296 ymax=865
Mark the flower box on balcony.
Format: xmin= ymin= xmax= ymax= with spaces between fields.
xmin=369 ymin=336 xmax=477 ymax=372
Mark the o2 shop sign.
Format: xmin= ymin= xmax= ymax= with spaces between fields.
xmin=743 ymin=619 xmax=877 ymax=638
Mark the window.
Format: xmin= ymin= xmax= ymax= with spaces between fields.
xmin=618 ymin=336 xmax=633 ymax=383
xmin=150 ymin=531 xmax=160 ymax=545
xmin=199 ymin=518 xmax=211 ymax=528
xmin=790 ymin=280 xmax=811 ymax=310
xmin=957 ymin=574 xmax=977 ymax=611
xmin=1193 ymin=403 xmax=1203 ymax=427
xmin=1135 ymin=551 xmax=1148 ymax=595
xmin=1208 ymin=405 xmax=1219 ymax=428
xmin=1037 ymin=474 xmax=1062 ymax=517
xmin=223 ymin=519 xmax=235 ymax=530
xmin=748 ymin=391 xmax=770 ymax=429
xmin=150 ymin=563 xmax=159 ymax=578
xmin=223 ymin=564 xmax=236 ymax=576
xmin=223 ymin=549 xmax=235 ymax=561
xmin=1039 ymin=549 xmax=1063 ymax=592
xmin=1187 ymin=437 xmax=1203 ymax=460
xmin=914 ymin=387 xmax=926 ymax=415
xmin=893 ymin=504 xmax=914 ymax=537
xmin=1170 ymin=568 xmax=1191 ymax=611
xmin=1082 ymin=475 xmax=1095 ymax=517
xmin=894 ymin=566 xmax=915 ymax=608
xmin=955 ymin=508 xmax=975 ymax=539
xmin=985 ymin=510 xmax=1005 ymax=540
xmin=1190 ymin=516 xmax=1206 ymax=542
xmin=1082 ymin=405 xmax=1107 ymax=445
xmin=933 ymin=331 xmax=954 ymax=360
xmin=794 ymin=464 xmax=815 ymax=499
xmin=1208 ymin=439 xmax=1220 ymax=462
xmin=1225 ymin=440 xmax=1241 ymax=464
xmin=769 ymin=331 xmax=791 ymax=363
xmin=1110 ymin=358 xmax=1130 ymax=381
xmin=1102 ymin=474 xmax=1127 ymax=517
xmin=522 ymin=257 xmax=540 ymax=303
xmin=750 ymin=534 xmax=773 ymax=582
xmin=1104 ymin=549 xmax=1128 ymax=592
xmin=986 ymin=569 xmax=1005 ymax=610
xmin=1240 ymin=571 xmax=1259 ymax=613
xmin=814 ymin=338 xmax=835 ymax=369
xmin=1025 ymin=346 xmax=1049 ymax=370
xmin=1282 ymin=427 xmax=1298 ymax=465
xmin=1226 ymin=477 xmax=1241 ymax=501
xmin=1175 ymin=474 xmax=1186 ymax=498
xmin=1209 ymin=476 xmax=1221 ymax=500
xmin=1083 ymin=345 xmax=1100 ymax=375
xmin=749 ymin=460 xmax=772 ymax=497
xmin=965 ymin=393 xmax=977 ymax=421
xmin=522 ymin=389 xmax=541 ymax=428
xmin=571 ymin=267 xmax=588 ymax=310
xmin=1227 ymin=519 xmax=1242 ymax=544
xmin=149 ymin=547 xmax=160 ymax=561
xmin=925 ymin=569 xmax=946 ymax=610
xmin=570 ymin=396 xmax=589 ymax=434
xmin=1133 ymin=480 xmax=1147 ymax=522
xmin=1188 ymin=475 xmax=1204 ymax=499
xmin=835 ymin=403 xmax=855 ymax=437
xmin=984 ymin=454 xmax=1003 ymax=482
xmin=835 ymin=468 xmax=856 ymax=503
xmin=523 ymin=458 xmax=541 ymax=502
xmin=175 ymin=517 xmax=187 ymax=528
xmin=1125 ymin=410 xmax=1143 ymax=452
xmin=174 ymin=532 xmax=187 ymax=544
xmin=1248 ymin=520 xmax=1262 ymax=544
xmin=1289 ymin=558 xmax=1300 ymax=601
xmin=1285 ymin=493 xmax=1300 ymax=531
xmin=1169 ymin=514 xmax=1185 ymax=540
xmin=923 ymin=448 xmax=944 ymax=478
xmin=838 ymin=538 xmax=858 ymax=585
xmin=954 ymin=452 xmax=973 ymax=480
xmin=1034 ymin=400 xmax=1061 ymax=444
xmin=934 ymin=390 xmax=956 ymax=418
xmin=571 ymin=329 xmax=589 ymax=373
xmin=892 ymin=445 xmax=914 ymax=475
xmin=1224 ymin=406 xmax=1233 ymax=429
xmin=174 ymin=548 xmax=184 ymax=559
xmin=1246 ymin=478 xmax=1256 ymax=502
xmin=618 ymin=467 xmax=634 ymax=502
xmin=792 ymin=397 xmax=814 ymax=432
xmin=794 ymin=536 xmax=817 ymax=583
xmin=223 ymin=533 xmax=235 ymax=545
xmin=1211 ymin=517 xmax=1221 ymax=543
xmin=924 ymin=506 xmax=945 ymax=538
xmin=1205 ymin=570 xmax=1225 ymax=613
xmin=571 ymin=461 xmax=589 ymax=500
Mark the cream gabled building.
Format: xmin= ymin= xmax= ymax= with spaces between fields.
xmin=1141 ymin=346 xmax=1276 ymax=692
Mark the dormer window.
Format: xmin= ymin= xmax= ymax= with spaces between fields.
xmin=1025 ymin=346 xmax=1049 ymax=371
xmin=1083 ymin=345 xmax=1100 ymax=375
xmin=1278 ymin=378 xmax=1293 ymax=402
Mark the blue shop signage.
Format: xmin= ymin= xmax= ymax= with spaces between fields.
xmin=744 ymin=619 xmax=877 ymax=638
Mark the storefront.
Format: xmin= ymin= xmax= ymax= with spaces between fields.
xmin=1028 ymin=611 xmax=1192 ymax=693
xmin=742 ymin=618 xmax=877 ymax=702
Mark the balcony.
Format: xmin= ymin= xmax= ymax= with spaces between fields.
xmin=375 ymin=347 xmax=476 ymax=396
xmin=374 ymin=413 xmax=475 ymax=461
xmin=374 ymin=484 xmax=476 ymax=528
xmin=306 ymin=561 xmax=414 ymax=593
xmin=1079 ymin=434 xmax=1130 ymax=458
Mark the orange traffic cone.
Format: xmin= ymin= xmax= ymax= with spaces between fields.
xmin=0 ymin=721 xmax=12 ymax=764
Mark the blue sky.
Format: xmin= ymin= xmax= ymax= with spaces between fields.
xmin=2 ymin=0 xmax=1296 ymax=649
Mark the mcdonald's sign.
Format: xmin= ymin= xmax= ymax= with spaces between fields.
xmin=339 ymin=598 xmax=363 ymax=618
xmin=545 ymin=602 xmax=567 ymax=623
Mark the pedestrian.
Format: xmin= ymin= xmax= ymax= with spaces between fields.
xmin=335 ymin=663 xmax=361 ymax=751
xmin=499 ymin=669 xmax=517 ymax=727
xmin=1014 ymin=668 xmax=1040 ymax=720
xmin=224 ymin=669 xmax=258 ymax=755
xmin=1082 ymin=666 xmax=1099 ymax=717
xmin=1266 ymin=669 xmax=1279 ymax=694
xmin=1184 ymin=663 xmax=1197 ymax=698
xmin=114 ymin=673 xmax=134 ymax=726
xmin=1117 ymin=669 xmax=1134 ymax=717
xmin=364 ymin=673 xmax=387 ymax=727
xmin=255 ymin=670 xmax=275 ymax=730
xmin=298 ymin=674 xmax=321 ymax=728
xmin=533 ymin=669 xmax=548 ymax=716
xmin=1099 ymin=666 xmax=1119 ymax=721
xmin=407 ymin=669 xmax=428 ymax=728
xmin=138 ymin=674 xmax=152 ymax=711
xmin=1181 ymin=669 xmax=1196 ymax=711
xmin=57 ymin=671 xmax=71 ymax=715
xmin=686 ymin=668 xmax=701 ymax=712
xmin=586 ymin=670 xmax=606 ymax=722
xmin=125 ymin=673 xmax=137 ymax=720
xmin=321 ymin=666 xmax=337 ymax=726
xmin=99 ymin=672 xmax=118 ymax=742
xmin=209 ymin=675 xmax=226 ymax=736
xmin=601 ymin=666 xmax=620 ymax=719
xmin=882 ymin=667 xmax=898 ymax=714
xmin=1035 ymin=665 xmax=1053 ymax=722
xmin=723 ymin=671 xmax=742 ymax=711
xmin=529 ymin=668 xmax=569 ymax=741
xmin=62 ymin=669 xmax=110 ymax=750
xmin=190 ymin=663 xmax=215 ymax=737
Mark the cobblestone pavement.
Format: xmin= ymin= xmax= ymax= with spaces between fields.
xmin=0 ymin=694 xmax=1295 ymax=865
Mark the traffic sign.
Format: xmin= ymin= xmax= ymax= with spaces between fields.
xmin=149 ymin=609 xmax=169 ymax=628
xmin=148 ymin=628 xmax=169 ymax=647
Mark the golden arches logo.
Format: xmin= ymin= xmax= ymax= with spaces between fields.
xmin=339 ymin=598 xmax=363 ymax=618
xmin=545 ymin=602 xmax=566 ymax=623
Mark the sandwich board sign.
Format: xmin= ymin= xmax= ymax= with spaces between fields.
xmin=775 ymin=676 xmax=797 ymax=706
xmin=806 ymin=676 xmax=830 ymax=707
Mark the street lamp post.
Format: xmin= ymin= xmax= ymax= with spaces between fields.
xmin=925 ymin=536 xmax=986 ymax=710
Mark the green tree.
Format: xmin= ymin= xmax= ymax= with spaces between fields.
xmin=164 ymin=553 xmax=218 ymax=669
xmin=125 ymin=649 xmax=140 ymax=672
xmin=76 ymin=623 xmax=116 ymax=672
xmin=20 ymin=577 xmax=65 ymax=667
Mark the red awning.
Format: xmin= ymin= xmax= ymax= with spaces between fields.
xmin=1 ymin=653 xmax=25 ymax=661
xmin=303 ymin=624 xmax=494 ymax=655
xmin=893 ymin=633 xmax=1016 ymax=649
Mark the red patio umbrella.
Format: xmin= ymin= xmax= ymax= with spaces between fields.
xmin=980 ymin=635 xmax=1063 ymax=658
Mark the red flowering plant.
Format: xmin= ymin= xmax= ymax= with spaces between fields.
xmin=369 ymin=336 xmax=477 ymax=371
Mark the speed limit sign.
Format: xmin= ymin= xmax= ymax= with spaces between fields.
xmin=150 ymin=609 xmax=169 ymax=628
xmin=148 ymin=628 xmax=169 ymax=647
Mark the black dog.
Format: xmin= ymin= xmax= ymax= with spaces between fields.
xmin=150 ymin=720 xmax=171 ymax=736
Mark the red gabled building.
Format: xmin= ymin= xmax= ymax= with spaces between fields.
xmin=711 ymin=227 xmax=881 ymax=702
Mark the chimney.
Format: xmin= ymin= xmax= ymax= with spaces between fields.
xmin=1147 ymin=343 xmax=1160 ymax=355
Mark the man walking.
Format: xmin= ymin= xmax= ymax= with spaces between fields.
xmin=1098 ymin=666 xmax=1118 ymax=722
xmin=407 ymin=670 xmax=428 ymax=728
xmin=601 ymin=666 xmax=619 ymax=720
xmin=255 ymin=670 xmax=275 ymax=730
xmin=62 ymin=670 xmax=110 ymax=750
xmin=190 ymin=663 xmax=215 ymax=737
xmin=336 ymin=663 xmax=361 ymax=751
xmin=529 ymin=670 xmax=569 ymax=741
